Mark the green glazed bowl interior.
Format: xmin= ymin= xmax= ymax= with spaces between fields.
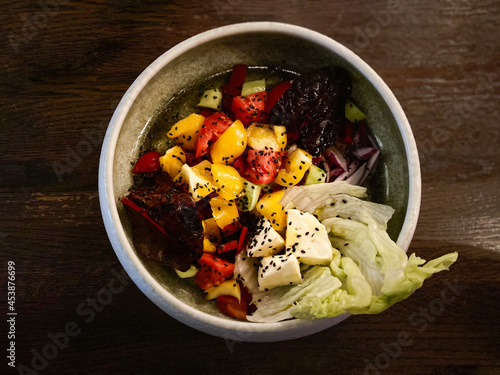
xmin=99 ymin=22 xmax=420 ymax=342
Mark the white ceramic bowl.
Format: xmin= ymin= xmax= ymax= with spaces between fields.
xmin=99 ymin=22 xmax=421 ymax=342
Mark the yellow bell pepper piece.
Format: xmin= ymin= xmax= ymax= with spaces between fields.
xmin=191 ymin=160 xmax=215 ymax=184
xmin=275 ymin=148 xmax=313 ymax=187
xmin=202 ymin=218 xmax=222 ymax=253
xmin=167 ymin=113 xmax=205 ymax=151
xmin=211 ymin=164 xmax=244 ymax=201
xmin=273 ymin=125 xmax=287 ymax=152
xmin=174 ymin=161 xmax=215 ymax=201
xmin=159 ymin=145 xmax=186 ymax=179
xmin=210 ymin=196 xmax=239 ymax=229
xmin=246 ymin=123 xmax=280 ymax=151
xmin=256 ymin=190 xmax=286 ymax=232
xmin=204 ymin=280 xmax=241 ymax=303
xmin=210 ymin=120 xmax=247 ymax=164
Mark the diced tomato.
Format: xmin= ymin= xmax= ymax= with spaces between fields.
xmin=231 ymin=92 xmax=268 ymax=127
xmin=217 ymin=240 xmax=238 ymax=254
xmin=217 ymin=295 xmax=247 ymax=320
xmin=265 ymin=81 xmax=291 ymax=113
xmin=132 ymin=151 xmax=162 ymax=173
xmin=232 ymin=155 xmax=247 ymax=176
xmin=244 ymin=149 xmax=282 ymax=184
xmin=236 ymin=226 xmax=248 ymax=255
xmin=195 ymin=253 xmax=235 ymax=290
xmin=228 ymin=64 xmax=247 ymax=88
xmin=222 ymin=220 xmax=242 ymax=236
xmin=198 ymin=108 xmax=214 ymax=118
xmin=195 ymin=112 xmax=234 ymax=158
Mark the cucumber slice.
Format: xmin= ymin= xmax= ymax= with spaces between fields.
xmin=345 ymin=100 xmax=366 ymax=123
xmin=305 ymin=165 xmax=327 ymax=185
xmin=197 ymin=88 xmax=222 ymax=110
xmin=236 ymin=179 xmax=262 ymax=211
xmin=175 ymin=265 xmax=198 ymax=278
xmin=241 ymin=79 xmax=266 ymax=97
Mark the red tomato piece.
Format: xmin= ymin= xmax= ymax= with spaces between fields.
xmin=231 ymin=92 xmax=268 ymax=127
xmin=132 ymin=151 xmax=162 ymax=173
xmin=198 ymin=108 xmax=214 ymax=118
xmin=195 ymin=112 xmax=234 ymax=158
xmin=232 ymin=155 xmax=247 ymax=176
xmin=217 ymin=295 xmax=247 ymax=320
xmin=265 ymin=81 xmax=291 ymax=113
xmin=195 ymin=253 xmax=235 ymax=290
xmin=244 ymin=149 xmax=282 ymax=184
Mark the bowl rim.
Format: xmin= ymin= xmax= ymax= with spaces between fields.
xmin=98 ymin=21 xmax=421 ymax=341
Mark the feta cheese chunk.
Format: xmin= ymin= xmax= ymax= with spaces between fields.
xmin=258 ymin=254 xmax=302 ymax=291
xmin=247 ymin=218 xmax=285 ymax=257
xmin=286 ymin=209 xmax=333 ymax=265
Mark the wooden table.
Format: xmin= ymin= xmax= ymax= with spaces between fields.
xmin=1 ymin=1 xmax=499 ymax=374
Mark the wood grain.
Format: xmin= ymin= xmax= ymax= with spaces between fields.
xmin=1 ymin=0 xmax=499 ymax=374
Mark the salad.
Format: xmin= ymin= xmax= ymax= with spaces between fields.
xmin=122 ymin=64 xmax=457 ymax=322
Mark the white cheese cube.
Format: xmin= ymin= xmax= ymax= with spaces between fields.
xmin=246 ymin=218 xmax=285 ymax=257
xmin=286 ymin=209 xmax=333 ymax=265
xmin=258 ymin=254 xmax=302 ymax=291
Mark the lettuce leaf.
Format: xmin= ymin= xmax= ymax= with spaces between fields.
xmin=247 ymin=266 xmax=342 ymax=323
xmin=323 ymin=217 xmax=458 ymax=314
xmin=280 ymin=181 xmax=367 ymax=213
xmin=291 ymin=249 xmax=372 ymax=318
xmin=239 ymin=181 xmax=458 ymax=322
xmin=315 ymin=194 xmax=395 ymax=230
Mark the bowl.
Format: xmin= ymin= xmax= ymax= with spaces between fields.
xmin=98 ymin=22 xmax=421 ymax=342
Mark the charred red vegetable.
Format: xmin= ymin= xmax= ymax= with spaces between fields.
xmin=123 ymin=172 xmax=204 ymax=271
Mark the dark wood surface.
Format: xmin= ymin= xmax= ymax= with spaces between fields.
xmin=1 ymin=1 xmax=499 ymax=374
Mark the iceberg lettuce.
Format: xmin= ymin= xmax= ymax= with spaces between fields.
xmin=246 ymin=266 xmax=342 ymax=323
xmin=323 ymin=217 xmax=458 ymax=314
xmin=237 ymin=181 xmax=458 ymax=322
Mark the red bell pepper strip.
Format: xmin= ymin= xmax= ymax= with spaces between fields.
xmin=121 ymin=197 xmax=167 ymax=235
xmin=228 ymin=64 xmax=247 ymax=88
xmin=217 ymin=239 xmax=238 ymax=254
xmin=222 ymin=220 xmax=242 ymax=236
xmin=236 ymin=226 xmax=248 ymax=255
xmin=132 ymin=151 xmax=162 ymax=173
xmin=265 ymin=81 xmax=291 ymax=113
